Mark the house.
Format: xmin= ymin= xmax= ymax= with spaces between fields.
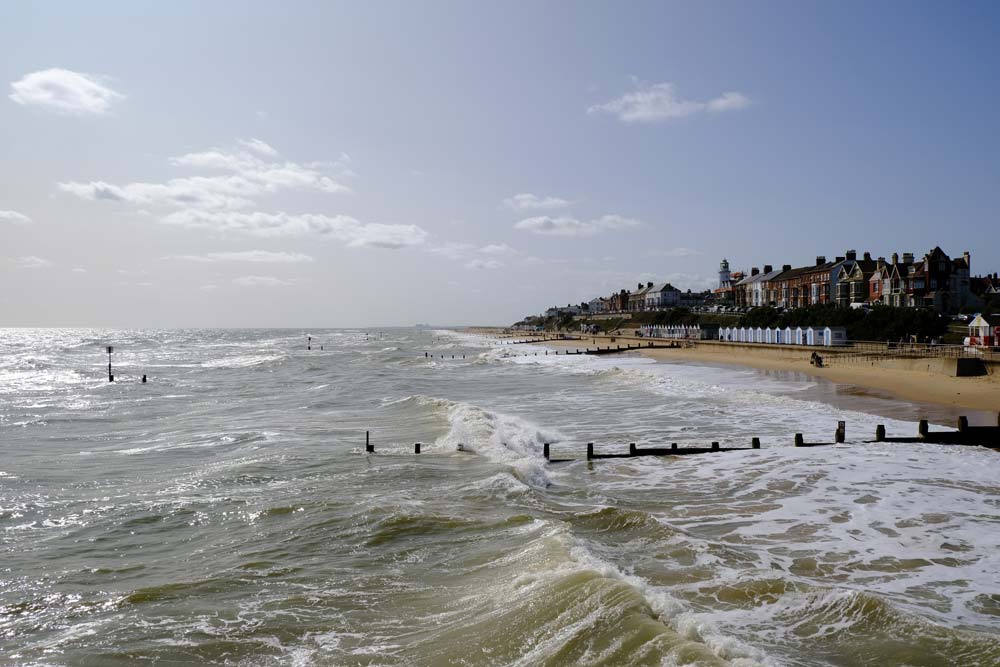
xmin=607 ymin=289 xmax=630 ymax=313
xmin=645 ymin=283 xmax=681 ymax=310
xmin=833 ymin=250 xmax=877 ymax=306
xmin=628 ymin=282 xmax=654 ymax=311
xmin=587 ymin=297 xmax=607 ymax=314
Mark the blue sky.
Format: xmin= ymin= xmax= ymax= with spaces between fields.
xmin=1 ymin=1 xmax=998 ymax=326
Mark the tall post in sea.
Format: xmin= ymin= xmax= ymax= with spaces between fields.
xmin=107 ymin=346 xmax=114 ymax=382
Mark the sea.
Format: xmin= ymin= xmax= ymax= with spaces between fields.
xmin=1 ymin=327 xmax=999 ymax=667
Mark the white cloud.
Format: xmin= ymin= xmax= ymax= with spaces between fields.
xmin=647 ymin=247 xmax=702 ymax=258
xmin=9 ymin=68 xmax=123 ymax=115
xmin=161 ymin=209 xmax=427 ymax=248
xmin=707 ymin=92 xmax=751 ymax=113
xmin=588 ymin=80 xmax=750 ymax=123
xmin=164 ymin=250 xmax=314 ymax=263
xmin=504 ymin=193 xmax=571 ymax=211
xmin=60 ymin=141 xmax=352 ymax=212
xmin=200 ymin=284 xmax=219 ymax=291
xmin=478 ymin=243 xmax=519 ymax=256
xmin=237 ymin=138 xmax=278 ymax=157
xmin=233 ymin=275 xmax=295 ymax=287
xmin=515 ymin=214 xmax=641 ymax=237
xmin=72 ymin=267 xmax=87 ymax=273
xmin=465 ymin=258 xmax=504 ymax=270
xmin=0 ymin=210 xmax=32 ymax=225
xmin=57 ymin=141 xmax=427 ymax=250
xmin=12 ymin=256 xmax=53 ymax=269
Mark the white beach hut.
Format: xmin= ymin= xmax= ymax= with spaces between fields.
xmin=794 ymin=327 xmax=805 ymax=345
xmin=765 ymin=327 xmax=776 ymax=344
xmin=755 ymin=327 xmax=764 ymax=343
xmin=805 ymin=327 xmax=817 ymax=346
xmin=825 ymin=326 xmax=848 ymax=346
xmin=783 ymin=326 xmax=794 ymax=345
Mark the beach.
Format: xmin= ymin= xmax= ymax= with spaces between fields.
xmin=522 ymin=335 xmax=1000 ymax=426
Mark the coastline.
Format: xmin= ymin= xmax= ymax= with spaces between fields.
xmin=518 ymin=335 xmax=1000 ymax=427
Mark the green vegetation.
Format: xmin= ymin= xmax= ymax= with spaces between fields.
xmin=517 ymin=304 xmax=952 ymax=342
xmin=738 ymin=304 xmax=949 ymax=342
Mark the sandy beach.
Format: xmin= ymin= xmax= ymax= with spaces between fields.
xmin=519 ymin=334 xmax=1000 ymax=426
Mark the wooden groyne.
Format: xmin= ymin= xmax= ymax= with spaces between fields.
xmin=360 ymin=416 xmax=999 ymax=462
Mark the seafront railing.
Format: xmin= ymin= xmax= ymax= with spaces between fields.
xmin=828 ymin=340 xmax=1000 ymax=364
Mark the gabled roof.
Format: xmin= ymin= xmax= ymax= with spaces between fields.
xmin=969 ymin=314 xmax=991 ymax=328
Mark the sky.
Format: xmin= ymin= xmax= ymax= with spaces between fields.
xmin=1 ymin=1 xmax=998 ymax=327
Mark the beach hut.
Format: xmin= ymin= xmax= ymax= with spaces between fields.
xmin=794 ymin=327 xmax=805 ymax=345
xmin=754 ymin=327 xmax=764 ymax=343
xmin=764 ymin=327 xmax=775 ymax=344
xmin=805 ymin=327 xmax=817 ymax=346
xmin=783 ymin=326 xmax=794 ymax=345
xmin=967 ymin=315 xmax=993 ymax=346
xmin=741 ymin=327 xmax=750 ymax=343
xmin=824 ymin=326 xmax=848 ymax=346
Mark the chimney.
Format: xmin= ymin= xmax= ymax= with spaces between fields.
xmin=782 ymin=264 xmax=792 ymax=272
xmin=816 ymin=256 xmax=826 ymax=266
xmin=751 ymin=267 xmax=760 ymax=276
xmin=835 ymin=256 xmax=845 ymax=263
xmin=764 ymin=264 xmax=773 ymax=273
xmin=846 ymin=250 xmax=857 ymax=261
xmin=647 ymin=281 xmax=654 ymax=288
xmin=964 ymin=251 xmax=971 ymax=267
xmin=876 ymin=257 xmax=885 ymax=270
xmin=903 ymin=252 xmax=914 ymax=264
xmin=638 ymin=283 xmax=643 ymax=290
xmin=892 ymin=253 xmax=899 ymax=265
xmin=863 ymin=251 xmax=871 ymax=261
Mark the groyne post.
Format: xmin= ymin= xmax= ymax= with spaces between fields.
xmin=958 ymin=416 xmax=969 ymax=432
xmin=671 ymin=443 xmax=677 ymax=450
xmin=106 ymin=346 xmax=114 ymax=382
xmin=629 ymin=442 xmax=637 ymax=456
xmin=711 ymin=442 xmax=719 ymax=451
xmin=141 ymin=374 xmax=147 ymax=384
xmin=918 ymin=420 xmax=929 ymax=438
xmin=794 ymin=433 xmax=804 ymax=447
xmin=586 ymin=443 xmax=594 ymax=460
xmin=835 ymin=421 xmax=846 ymax=443
xmin=366 ymin=431 xmax=374 ymax=453
xmin=414 ymin=443 xmax=421 ymax=454
xmin=543 ymin=443 xmax=550 ymax=460
xmin=875 ymin=425 xmax=886 ymax=441
xmin=752 ymin=437 xmax=760 ymax=449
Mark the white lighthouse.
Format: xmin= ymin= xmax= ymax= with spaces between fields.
xmin=719 ymin=258 xmax=732 ymax=290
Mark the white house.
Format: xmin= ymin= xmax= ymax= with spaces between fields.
xmin=644 ymin=283 xmax=682 ymax=310
xmin=587 ymin=297 xmax=606 ymax=314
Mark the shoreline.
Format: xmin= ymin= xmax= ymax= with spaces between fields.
xmin=520 ymin=335 xmax=1000 ymax=428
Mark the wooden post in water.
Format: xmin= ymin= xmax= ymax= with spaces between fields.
xmin=543 ymin=443 xmax=550 ymax=460
xmin=875 ymin=425 xmax=886 ymax=441
xmin=586 ymin=443 xmax=594 ymax=460
xmin=671 ymin=443 xmax=677 ymax=450
xmin=366 ymin=431 xmax=373 ymax=453
xmin=629 ymin=442 xmax=636 ymax=456
xmin=918 ymin=420 xmax=929 ymax=438
xmin=106 ymin=346 xmax=114 ymax=382
xmin=414 ymin=443 xmax=421 ymax=454
xmin=711 ymin=441 xmax=719 ymax=451
xmin=958 ymin=416 xmax=969 ymax=432
xmin=794 ymin=433 xmax=804 ymax=447
xmin=141 ymin=374 xmax=147 ymax=384
xmin=752 ymin=437 xmax=761 ymax=449
xmin=835 ymin=421 xmax=846 ymax=443
xmin=308 ymin=335 xmax=312 ymax=351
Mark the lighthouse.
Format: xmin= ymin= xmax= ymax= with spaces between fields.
xmin=719 ymin=258 xmax=732 ymax=290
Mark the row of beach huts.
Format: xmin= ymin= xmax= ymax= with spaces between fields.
xmin=718 ymin=326 xmax=848 ymax=347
